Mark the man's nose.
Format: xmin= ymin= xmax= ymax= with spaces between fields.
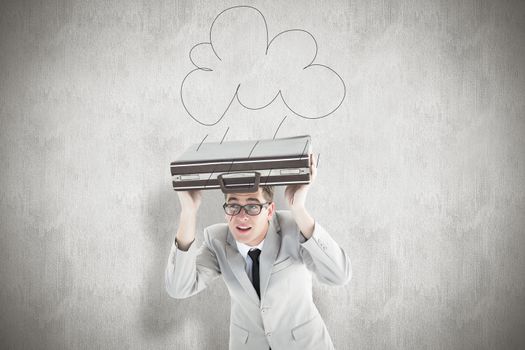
xmin=238 ymin=208 xmax=250 ymax=219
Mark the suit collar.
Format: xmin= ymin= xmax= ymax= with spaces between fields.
xmin=235 ymin=239 xmax=265 ymax=260
xmin=226 ymin=230 xmax=260 ymax=304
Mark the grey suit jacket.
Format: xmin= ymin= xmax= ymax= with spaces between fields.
xmin=165 ymin=210 xmax=351 ymax=350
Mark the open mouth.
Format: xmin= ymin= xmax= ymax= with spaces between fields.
xmin=236 ymin=226 xmax=252 ymax=234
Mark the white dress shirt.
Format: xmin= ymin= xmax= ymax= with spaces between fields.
xmin=235 ymin=239 xmax=265 ymax=283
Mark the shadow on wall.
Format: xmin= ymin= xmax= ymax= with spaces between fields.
xmin=138 ymin=184 xmax=230 ymax=348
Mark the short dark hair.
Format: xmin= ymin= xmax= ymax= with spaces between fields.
xmin=224 ymin=185 xmax=274 ymax=202
xmin=260 ymin=185 xmax=274 ymax=202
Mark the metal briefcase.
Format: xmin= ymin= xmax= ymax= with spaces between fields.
xmin=171 ymin=135 xmax=312 ymax=193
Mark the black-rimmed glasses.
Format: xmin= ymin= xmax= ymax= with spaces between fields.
xmin=223 ymin=202 xmax=272 ymax=216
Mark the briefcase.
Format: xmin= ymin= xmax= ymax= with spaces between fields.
xmin=171 ymin=135 xmax=312 ymax=193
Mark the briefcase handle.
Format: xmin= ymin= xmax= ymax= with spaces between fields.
xmin=217 ymin=172 xmax=261 ymax=193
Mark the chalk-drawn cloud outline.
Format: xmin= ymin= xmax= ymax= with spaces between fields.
xmin=180 ymin=5 xmax=346 ymax=126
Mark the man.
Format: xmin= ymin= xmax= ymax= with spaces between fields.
xmin=165 ymin=154 xmax=351 ymax=350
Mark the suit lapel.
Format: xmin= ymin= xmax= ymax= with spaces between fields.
xmin=259 ymin=216 xmax=281 ymax=302
xmin=225 ymin=216 xmax=282 ymax=305
xmin=226 ymin=231 xmax=260 ymax=305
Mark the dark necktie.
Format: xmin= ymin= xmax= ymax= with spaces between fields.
xmin=248 ymin=249 xmax=261 ymax=299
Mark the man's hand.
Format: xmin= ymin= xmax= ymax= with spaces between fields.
xmin=284 ymin=153 xmax=317 ymax=211
xmin=177 ymin=190 xmax=202 ymax=214
xmin=284 ymin=154 xmax=317 ymax=239
xmin=175 ymin=190 xmax=202 ymax=251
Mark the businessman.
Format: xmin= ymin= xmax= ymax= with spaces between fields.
xmin=165 ymin=154 xmax=351 ymax=350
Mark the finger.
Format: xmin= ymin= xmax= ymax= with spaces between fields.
xmin=191 ymin=190 xmax=202 ymax=199
xmin=309 ymin=154 xmax=317 ymax=183
xmin=177 ymin=190 xmax=190 ymax=200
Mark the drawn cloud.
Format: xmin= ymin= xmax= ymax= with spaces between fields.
xmin=181 ymin=6 xmax=346 ymax=126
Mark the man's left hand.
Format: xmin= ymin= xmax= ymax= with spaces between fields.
xmin=284 ymin=153 xmax=317 ymax=211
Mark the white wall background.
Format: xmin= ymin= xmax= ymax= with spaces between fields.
xmin=1 ymin=0 xmax=524 ymax=349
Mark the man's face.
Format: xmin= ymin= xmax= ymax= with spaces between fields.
xmin=225 ymin=188 xmax=275 ymax=246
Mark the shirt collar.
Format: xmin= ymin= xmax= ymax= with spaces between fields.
xmin=236 ymin=239 xmax=265 ymax=259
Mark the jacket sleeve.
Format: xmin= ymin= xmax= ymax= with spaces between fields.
xmin=165 ymin=228 xmax=221 ymax=299
xmin=299 ymin=222 xmax=352 ymax=286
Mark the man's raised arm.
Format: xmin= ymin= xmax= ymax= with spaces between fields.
xmin=165 ymin=190 xmax=221 ymax=299
xmin=284 ymin=154 xmax=352 ymax=286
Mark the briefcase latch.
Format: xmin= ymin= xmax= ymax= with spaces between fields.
xmin=217 ymin=172 xmax=261 ymax=194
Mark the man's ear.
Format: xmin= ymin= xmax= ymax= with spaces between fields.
xmin=267 ymin=202 xmax=276 ymax=220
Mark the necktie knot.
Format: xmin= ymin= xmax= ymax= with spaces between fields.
xmin=248 ymin=248 xmax=261 ymax=262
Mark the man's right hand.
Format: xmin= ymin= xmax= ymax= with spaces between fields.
xmin=177 ymin=190 xmax=202 ymax=214
xmin=175 ymin=190 xmax=202 ymax=251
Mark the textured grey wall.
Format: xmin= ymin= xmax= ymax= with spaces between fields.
xmin=1 ymin=0 xmax=524 ymax=349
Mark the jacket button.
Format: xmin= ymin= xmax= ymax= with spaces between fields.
xmin=266 ymin=332 xmax=271 ymax=337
